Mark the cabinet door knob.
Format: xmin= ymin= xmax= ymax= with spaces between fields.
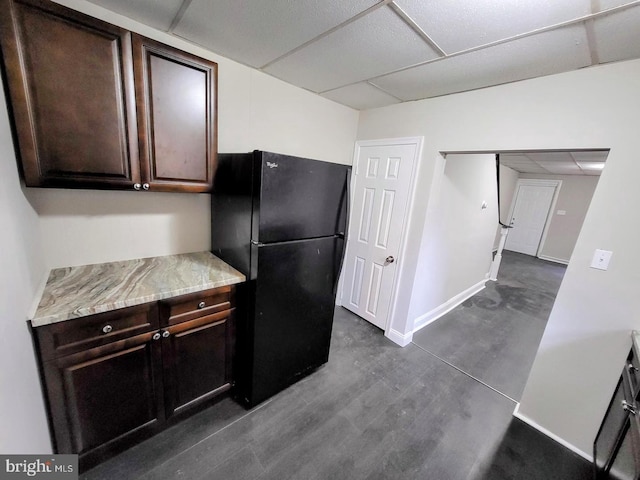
xmin=102 ymin=324 xmax=113 ymax=334
xmin=622 ymin=400 xmax=638 ymax=416
xmin=198 ymin=301 xmax=206 ymax=309
xmin=133 ymin=183 xmax=142 ymax=191
xmin=143 ymin=183 xmax=150 ymax=190
xmin=152 ymin=332 xmax=161 ymax=341
xmin=628 ymin=363 xmax=638 ymax=374
xmin=162 ymin=330 xmax=170 ymax=338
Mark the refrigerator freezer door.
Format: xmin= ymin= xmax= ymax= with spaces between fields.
xmin=248 ymin=235 xmax=344 ymax=406
xmin=256 ymin=152 xmax=348 ymax=244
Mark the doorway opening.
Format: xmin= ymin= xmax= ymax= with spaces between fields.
xmin=412 ymin=148 xmax=609 ymax=403
xmin=492 ymin=149 xmax=608 ymax=277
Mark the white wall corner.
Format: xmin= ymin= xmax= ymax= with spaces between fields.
xmin=512 ymin=403 xmax=593 ymax=462
xmin=385 ymin=328 xmax=413 ymax=347
xmin=413 ymin=279 xmax=487 ymax=333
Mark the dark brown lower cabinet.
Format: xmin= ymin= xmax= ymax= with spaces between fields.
xmin=162 ymin=309 xmax=234 ymax=417
xmin=42 ymin=331 xmax=164 ymax=455
xmin=594 ymin=347 xmax=640 ymax=479
xmin=33 ymin=286 xmax=236 ymax=471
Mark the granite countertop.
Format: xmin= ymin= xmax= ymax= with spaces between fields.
xmin=31 ymin=252 xmax=245 ymax=327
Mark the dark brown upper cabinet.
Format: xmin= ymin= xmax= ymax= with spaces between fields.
xmin=0 ymin=0 xmax=217 ymax=192
xmin=132 ymin=35 xmax=217 ymax=192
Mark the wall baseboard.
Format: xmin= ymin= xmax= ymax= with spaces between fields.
xmin=412 ymin=279 xmax=487 ymax=333
xmin=386 ymin=328 xmax=413 ymax=347
xmin=512 ymin=403 xmax=593 ymax=462
xmin=537 ymin=254 xmax=570 ymax=265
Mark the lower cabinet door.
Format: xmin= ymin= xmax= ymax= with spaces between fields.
xmin=43 ymin=331 xmax=164 ymax=454
xmin=162 ymin=309 xmax=234 ymax=417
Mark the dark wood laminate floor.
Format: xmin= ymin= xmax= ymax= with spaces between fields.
xmin=82 ymin=251 xmax=591 ymax=480
xmin=413 ymin=250 xmax=567 ymax=401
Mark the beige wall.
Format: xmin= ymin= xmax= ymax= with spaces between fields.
xmin=413 ymin=154 xmax=497 ymax=330
xmin=0 ymin=75 xmax=51 ymax=453
xmin=518 ymin=173 xmax=599 ymax=263
xmin=357 ymin=58 xmax=640 ymax=456
xmin=24 ymin=0 xmax=359 ymax=269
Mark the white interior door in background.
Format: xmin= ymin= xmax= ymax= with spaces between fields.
xmin=341 ymin=140 xmax=418 ymax=331
xmin=505 ymin=180 xmax=560 ymax=256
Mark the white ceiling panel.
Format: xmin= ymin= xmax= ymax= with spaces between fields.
xmin=173 ymin=0 xmax=381 ymax=68
xmin=85 ymin=0 xmax=184 ymax=31
xmin=321 ymin=83 xmax=401 ymax=110
xmin=592 ymin=6 xmax=640 ymax=63
xmin=263 ymin=5 xmax=440 ymax=93
xmin=572 ymin=151 xmax=609 ymax=162
xmin=373 ymin=25 xmax=591 ymax=101
xmin=85 ymin=0 xmax=640 ymax=109
xmin=393 ymin=0 xmax=591 ymax=54
xmin=527 ymin=152 xmax=574 ymax=163
xmin=597 ymin=0 xmax=640 ymax=10
xmin=500 ymin=150 xmax=606 ymax=175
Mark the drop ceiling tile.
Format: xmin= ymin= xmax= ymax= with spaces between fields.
xmin=373 ymin=25 xmax=591 ymax=101
xmin=545 ymin=165 xmax=581 ymax=173
xmin=527 ymin=152 xmax=574 ymax=163
xmin=263 ymin=6 xmax=440 ymax=93
xmin=518 ymin=166 xmax=549 ymax=173
xmin=592 ymin=6 xmax=640 ymax=63
xmin=597 ymin=0 xmax=638 ymax=10
xmin=321 ymin=83 xmax=401 ymax=110
xmin=503 ymin=160 xmax=536 ymax=165
xmin=571 ymin=151 xmax=609 ymax=162
xmin=85 ymin=0 xmax=184 ymax=31
xmin=393 ymin=0 xmax=591 ymax=53
xmin=173 ymin=0 xmax=380 ymax=68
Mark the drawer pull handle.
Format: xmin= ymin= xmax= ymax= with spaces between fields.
xmin=162 ymin=330 xmax=170 ymax=338
xmin=628 ymin=363 xmax=638 ymax=374
xmin=622 ymin=400 xmax=638 ymax=416
xmin=152 ymin=332 xmax=161 ymax=341
xmin=102 ymin=324 xmax=113 ymax=334
xmin=198 ymin=301 xmax=206 ymax=309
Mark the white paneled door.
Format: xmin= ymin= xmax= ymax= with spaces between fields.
xmin=505 ymin=181 xmax=559 ymax=256
xmin=341 ymin=141 xmax=417 ymax=331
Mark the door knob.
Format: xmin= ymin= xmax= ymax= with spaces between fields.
xmin=384 ymin=256 xmax=395 ymax=266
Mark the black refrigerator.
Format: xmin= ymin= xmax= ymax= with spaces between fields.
xmin=211 ymin=150 xmax=350 ymax=407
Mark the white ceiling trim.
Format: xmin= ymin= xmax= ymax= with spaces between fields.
xmin=167 ymin=0 xmax=192 ymax=32
xmin=388 ymin=2 xmax=447 ymax=56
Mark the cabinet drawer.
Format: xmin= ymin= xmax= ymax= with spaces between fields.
xmin=160 ymin=286 xmax=233 ymax=326
xmin=35 ymin=303 xmax=159 ymax=362
xmin=626 ymin=348 xmax=640 ymax=397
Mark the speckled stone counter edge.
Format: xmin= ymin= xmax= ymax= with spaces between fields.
xmin=31 ymin=252 xmax=245 ymax=327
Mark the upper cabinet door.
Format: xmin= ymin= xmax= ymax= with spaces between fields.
xmin=0 ymin=0 xmax=140 ymax=189
xmin=132 ymin=35 xmax=217 ymax=193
